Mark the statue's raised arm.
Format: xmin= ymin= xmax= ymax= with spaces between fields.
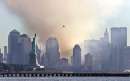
xmin=35 ymin=33 xmax=37 ymax=38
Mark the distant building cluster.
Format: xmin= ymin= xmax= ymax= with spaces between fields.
xmin=0 ymin=27 xmax=129 ymax=72
xmin=84 ymin=27 xmax=128 ymax=72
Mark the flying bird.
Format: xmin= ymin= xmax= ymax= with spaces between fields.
xmin=62 ymin=25 xmax=66 ymax=28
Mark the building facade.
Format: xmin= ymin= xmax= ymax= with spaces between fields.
xmin=45 ymin=37 xmax=60 ymax=69
xmin=72 ymin=44 xmax=81 ymax=71
xmin=8 ymin=30 xmax=20 ymax=64
xmin=110 ymin=27 xmax=127 ymax=72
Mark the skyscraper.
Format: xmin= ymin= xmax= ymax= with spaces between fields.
xmin=110 ymin=27 xmax=127 ymax=72
xmin=8 ymin=29 xmax=20 ymax=64
xmin=72 ymin=44 xmax=81 ymax=71
xmin=45 ymin=37 xmax=60 ymax=68
xmin=45 ymin=37 xmax=60 ymax=69
xmin=83 ymin=29 xmax=110 ymax=72
xmin=19 ymin=34 xmax=32 ymax=65
xmin=84 ymin=40 xmax=102 ymax=71
xmin=111 ymin=27 xmax=127 ymax=48
xmin=84 ymin=53 xmax=93 ymax=72
xmin=123 ymin=46 xmax=130 ymax=70
xmin=100 ymin=28 xmax=111 ymax=72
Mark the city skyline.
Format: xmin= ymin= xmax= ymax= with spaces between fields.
xmin=1 ymin=0 xmax=130 ymax=73
xmin=0 ymin=27 xmax=128 ymax=59
xmin=0 ymin=27 xmax=129 ymax=73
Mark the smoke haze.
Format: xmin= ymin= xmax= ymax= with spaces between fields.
xmin=5 ymin=0 xmax=123 ymax=57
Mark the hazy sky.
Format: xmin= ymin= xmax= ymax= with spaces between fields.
xmin=0 ymin=1 xmax=25 ymax=48
xmin=0 ymin=0 xmax=130 ymax=54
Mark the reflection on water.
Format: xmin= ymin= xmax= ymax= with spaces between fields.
xmin=0 ymin=77 xmax=130 ymax=81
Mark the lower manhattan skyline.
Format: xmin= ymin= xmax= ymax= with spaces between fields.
xmin=2 ymin=3 xmax=130 ymax=81
xmin=0 ymin=27 xmax=129 ymax=73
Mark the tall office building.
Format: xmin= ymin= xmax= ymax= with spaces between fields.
xmin=45 ymin=37 xmax=60 ymax=68
xmin=100 ymin=28 xmax=111 ymax=72
xmin=110 ymin=27 xmax=127 ymax=72
xmin=19 ymin=34 xmax=32 ymax=65
xmin=84 ymin=53 xmax=93 ymax=72
xmin=8 ymin=29 xmax=20 ymax=64
xmin=123 ymin=46 xmax=130 ymax=70
xmin=83 ymin=29 xmax=110 ymax=72
xmin=111 ymin=27 xmax=127 ymax=48
xmin=84 ymin=40 xmax=102 ymax=71
xmin=72 ymin=44 xmax=81 ymax=71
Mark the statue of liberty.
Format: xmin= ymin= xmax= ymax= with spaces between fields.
xmin=29 ymin=34 xmax=38 ymax=66
xmin=32 ymin=34 xmax=36 ymax=54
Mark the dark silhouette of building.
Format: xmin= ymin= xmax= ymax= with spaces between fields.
xmin=100 ymin=28 xmax=111 ymax=72
xmin=19 ymin=34 xmax=32 ymax=65
xmin=84 ymin=53 xmax=93 ymax=72
xmin=4 ymin=27 xmax=130 ymax=72
xmin=111 ymin=27 xmax=127 ymax=48
xmin=84 ymin=29 xmax=110 ymax=72
xmin=8 ymin=30 xmax=33 ymax=65
xmin=44 ymin=37 xmax=60 ymax=69
xmin=123 ymin=46 xmax=130 ymax=70
xmin=72 ymin=44 xmax=81 ymax=71
xmin=7 ymin=29 xmax=20 ymax=64
xmin=110 ymin=27 xmax=127 ymax=72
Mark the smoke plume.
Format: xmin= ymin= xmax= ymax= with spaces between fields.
xmin=5 ymin=0 xmax=123 ymax=57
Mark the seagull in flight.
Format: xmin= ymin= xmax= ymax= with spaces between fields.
xmin=62 ymin=25 xmax=66 ymax=28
